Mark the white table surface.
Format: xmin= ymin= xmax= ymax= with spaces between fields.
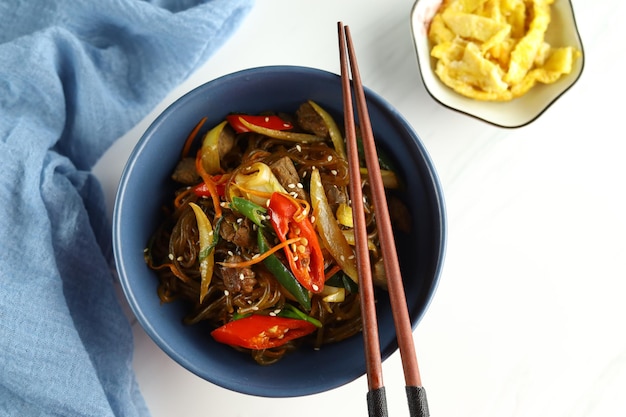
xmin=93 ymin=1 xmax=626 ymax=416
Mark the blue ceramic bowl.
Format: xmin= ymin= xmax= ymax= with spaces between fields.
xmin=113 ymin=66 xmax=446 ymax=397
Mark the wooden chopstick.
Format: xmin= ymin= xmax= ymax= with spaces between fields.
xmin=338 ymin=21 xmax=386 ymax=412
xmin=338 ymin=22 xmax=430 ymax=417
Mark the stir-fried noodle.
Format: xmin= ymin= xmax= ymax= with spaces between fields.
xmin=145 ymin=102 xmax=399 ymax=365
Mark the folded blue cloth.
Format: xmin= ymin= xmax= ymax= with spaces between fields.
xmin=0 ymin=0 xmax=253 ymax=415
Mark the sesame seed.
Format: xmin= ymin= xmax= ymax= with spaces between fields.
xmin=296 ymin=144 xmax=302 ymax=152
xmin=312 ymin=284 xmax=319 ymax=291
xmin=310 ymin=215 xmax=316 ymax=223
xmin=252 ymin=306 xmax=259 ymax=311
xmin=288 ymin=183 xmax=296 ymax=189
xmin=296 ymin=182 xmax=303 ymax=189
xmin=143 ymin=248 xmax=148 ymax=253
xmin=227 ymin=250 xmax=234 ymax=256
xmin=327 ymin=155 xmax=333 ymax=161
xmin=224 ymin=290 xmax=230 ymax=296
xmin=168 ymin=253 xmax=174 ymax=261
xmin=340 ymin=255 xmax=345 ymax=261
xmin=264 ymin=116 xmax=270 ymax=122
xmin=269 ymin=312 xmax=277 ymax=316
xmin=239 ymin=273 xmax=245 ymax=280
xmin=177 ymin=256 xmax=184 ymax=262
xmin=236 ymin=217 xmax=243 ymax=224
xmin=331 ymin=169 xmax=338 ymax=176
xmin=252 ymin=253 xmax=260 ymax=259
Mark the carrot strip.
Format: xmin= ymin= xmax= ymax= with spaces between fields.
xmin=181 ymin=117 xmax=207 ymax=159
xmin=195 ymin=148 xmax=223 ymax=218
xmin=218 ymin=236 xmax=302 ymax=268
xmin=324 ymin=264 xmax=342 ymax=281
xmin=231 ymin=183 xmax=273 ymax=201
xmin=278 ymin=191 xmax=311 ymax=222
xmin=174 ymin=187 xmax=195 ymax=209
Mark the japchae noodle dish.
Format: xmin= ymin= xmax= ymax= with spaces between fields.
xmin=145 ymin=101 xmax=404 ymax=365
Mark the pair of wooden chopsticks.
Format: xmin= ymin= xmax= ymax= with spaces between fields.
xmin=337 ymin=22 xmax=430 ymax=417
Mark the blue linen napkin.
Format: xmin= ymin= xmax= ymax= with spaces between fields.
xmin=0 ymin=0 xmax=253 ymax=415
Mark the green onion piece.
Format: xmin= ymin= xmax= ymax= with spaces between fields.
xmin=257 ymin=230 xmax=312 ymax=311
xmin=278 ymin=304 xmax=322 ymax=328
xmin=230 ymin=196 xmax=267 ymax=228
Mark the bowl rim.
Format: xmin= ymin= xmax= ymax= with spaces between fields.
xmin=113 ymin=65 xmax=447 ymax=397
xmin=409 ymin=0 xmax=586 ymax=128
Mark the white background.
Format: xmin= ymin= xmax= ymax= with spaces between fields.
xmin=94 ymin=1 xmax=626 ymax=416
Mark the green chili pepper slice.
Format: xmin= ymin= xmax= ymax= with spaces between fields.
xmin=229 ymin=196 xmax=312 ymax=310
xmin=230 ymin=196 xmax=268 ymax=228
xmin=277 ymin=304 xmax=322 ymax=328
xmin=258 ymin=230 xmax=311 ymax=311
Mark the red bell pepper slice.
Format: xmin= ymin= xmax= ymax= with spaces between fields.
xmin=268 ymin=192 xmax=325 ymax=293
xmin=226 ymin=114 xmax=293 ymax=134
xmin=211 ymin=315 xmax=316 ymax=349
xmin=193 ymin=174 xmax=226 ymax=198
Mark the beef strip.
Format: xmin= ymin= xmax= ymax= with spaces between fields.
xmin=219 ymin=212 xmax=256 ymax=250
xmin=218 ymin=125 xmax=236 ymax=159
xmin=171 ymin=157 xmax=200 ymax=185
xmin=170 ymin=126 xmax=236 ymax=185
xmin=323 ymin=183 xmax=349 ymax=214
xmin=296 ymin=102 xmax=328 ymax=138
xmin=220 ymin=254 xmax=257 ymax=294
xmin=270 ymin=156 xmax=307 ymax=200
